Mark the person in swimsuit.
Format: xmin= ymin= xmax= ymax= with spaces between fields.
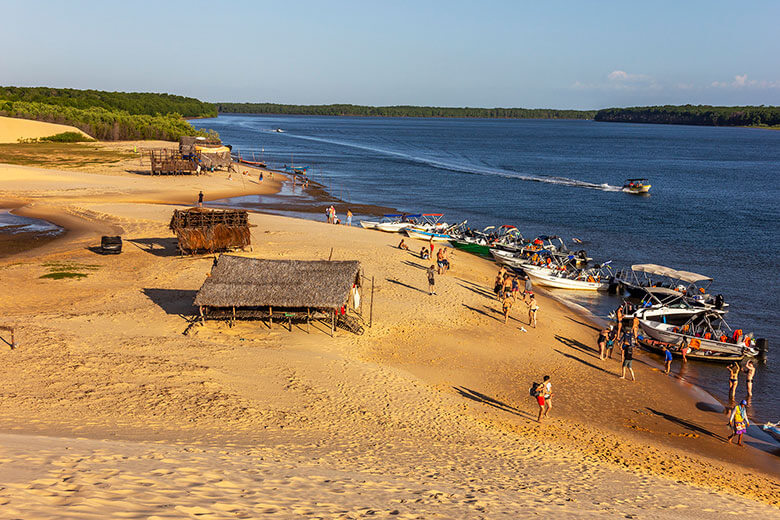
xmin=727 ymin=362 xmax=740 ymax=401
xmin=598 ymin=327 xmax=609 ymax=360
xmin=398 ymin=239 xmax=409 ymax=251
xmin=502 ymin=292 xmax=513 ymax=324
xmin=511 ymin=276 xmax=520 ymax=301
xmin=727 ymin=399 xmax=749 ymax=446
xmin=744 ymin=360 xmax=755 ymax=398
xmin=615 ymin=305 xmax=625 ymax=338
xmin=663 ymin=346 xmax=673 ymax=374
xmin=528 ymin=295 xmax=539 ymax=328
xmin=534 ymin=375 xmax=552 ymax=423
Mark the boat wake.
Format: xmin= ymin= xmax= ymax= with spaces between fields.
xmin=274 ymin=132 xmax=622 ymax=192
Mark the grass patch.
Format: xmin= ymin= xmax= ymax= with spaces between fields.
xmin=0 ymin=142 xmax=134 ymax=169
xmin=40 ymin=271 xmax=88 ymax=280
xmin=40 ymin=261 xmax=100 ymax=280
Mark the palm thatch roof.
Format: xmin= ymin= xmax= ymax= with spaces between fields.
xmin=194 ymin=256 xmax=361 ymax=309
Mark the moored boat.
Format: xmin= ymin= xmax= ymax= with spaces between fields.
xmin=639 ymin=312 xmax=758 ymax=357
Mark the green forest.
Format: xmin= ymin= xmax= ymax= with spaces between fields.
xmin=594 ymin=105 xmax=780 ymax=127
xmin=0 ymin=87 xmax=217 ymax=118
xmin=215 ymin=103 xmax=596 ymax=120
xmin=0 ymin=86 xmax=217 ymax=141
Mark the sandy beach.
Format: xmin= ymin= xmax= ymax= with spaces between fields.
xmin=0 ymin=129 xmax=778 ymax=518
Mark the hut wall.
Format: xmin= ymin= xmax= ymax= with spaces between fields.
xmin=170 ymin=208 xmax=251 ymax=253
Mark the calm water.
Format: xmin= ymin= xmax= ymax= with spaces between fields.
xmin=193 ymin=115 xmax=780 ymax=421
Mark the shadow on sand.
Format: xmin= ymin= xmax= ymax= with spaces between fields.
xmin=462 ymin=303 xmax=501 ymax=322
xmin=453 ymin=386 xmax=535 ymax=420
xmin=646 ymin=407 xmax=726 ymax=442
xmin=385 ymin=277 xmax=428 ymax=294
xmin=142 ymin=288 xmax=198 ymax=316
xmin=553 ymin=348 xmax=614 ymax=376
xmin=555 ymin=334 xmax=599 ymax=358
xmin=127 ymin=237 xmax=182 ymax=258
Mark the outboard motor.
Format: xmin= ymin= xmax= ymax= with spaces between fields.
xmin=714 ymin=294 xmax=725 ymax=310
xmin=756 ymin=338 xmax=769 ymax=362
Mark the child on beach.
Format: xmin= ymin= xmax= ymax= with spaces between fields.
xmin=663 ymin=346 xmax=673 ymax=374
xmin=727 ymin=400 xmax=749 ymax=446
xmin=427 ymin=265 xmax=436 ymax=295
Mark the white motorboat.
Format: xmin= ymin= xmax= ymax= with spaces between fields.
xmin=614 ymin=263 xmax=728 ymax=312
xmin=626 ymin=287 xmax=727 ymax=325
xmin=525 ymin=262 xmax=614 ymax=291
xmin=639 ymin=312 xmax=758 ymax=357
xmin=405 ymin=228 xmax=453 ymax=242
xmin=360 ymin=220 xmax=379 ymax=230
xmin=360 ymin=213 xmax=421 ymax=232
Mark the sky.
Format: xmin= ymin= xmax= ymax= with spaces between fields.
xmin=1 ymin=0 xmax=779 ymax=109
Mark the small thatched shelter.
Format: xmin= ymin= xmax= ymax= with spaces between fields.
xmin=194 ymin=256 xmax=363 ymax=333
xmin=169 ymin=208 xmax=250 ymax=254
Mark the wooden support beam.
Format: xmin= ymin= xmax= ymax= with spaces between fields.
xmin=0 ymin=325 xmax=15 ymax=350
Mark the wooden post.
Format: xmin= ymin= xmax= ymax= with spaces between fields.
xmin=269 ymin=306 xmax=273 ymax=326
xmin=232 ymin=306 xmax=236 ymax=327
xmin=199 ymin=306 xmax=204 ymax=324
xmin=331 ymin=310 xmax=335 ymax=337
xmin=307 ymin=307 xmax=311 ymax=334
xmin=369 ymin=276 xmax=375 ymax=328
xmin=1 ymin=326 xmax=14 ymax=350
xmin=328 ymin=247 xmax=333 ymax=261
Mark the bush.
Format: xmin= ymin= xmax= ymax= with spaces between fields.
xmin=41 ymin=132 xmax=94 ymax=143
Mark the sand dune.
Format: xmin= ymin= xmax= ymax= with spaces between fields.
xmin=0 ymin=146 xmax=778 ymax=517
xmin=0 ymin=115 xmax=91 ymax=143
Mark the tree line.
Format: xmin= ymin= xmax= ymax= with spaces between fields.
xmin=215 ymin=103 xmax=596 ymax=120
xmin=594 ymin=105 xmax=780 ymax=127
xmin=0 ymin=86 xmax=217 ymax=118
xmin=0 ymin=100 xmax=209 ymax=141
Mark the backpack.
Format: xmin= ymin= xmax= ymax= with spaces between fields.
xmin=530 ymin=382 xmax=541 ymax=397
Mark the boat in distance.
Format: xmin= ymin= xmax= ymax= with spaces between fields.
xmin=622 ymin=178 xmax=651 ymax=194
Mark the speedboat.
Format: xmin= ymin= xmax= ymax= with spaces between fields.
xmin=625 ymin=287 xmax=727 ymax=325
xmin=639 ymin=311 xmax=758 ymax=358
xmin=622 ymin=178 xmax=651 ymax=194
xmin=360 ymin=213 xmax=420 ymax=232
xmin=450 ymin=225 xmax=523 ymax=257
xmin=525 ymin=261 xmax=614 ymax=291
xmin=614 ymin=263 xmax=728 ymax=312
xmin=763 ymin=422 xmax=780 ymax=443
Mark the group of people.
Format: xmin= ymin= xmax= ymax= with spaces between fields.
xmin=596 ymin=313 xmax=640 ymax=381
xmin=492 ymin=267 xmax=537 ymax=327
xmin=325 ymin=206 xmax=353 ymax=226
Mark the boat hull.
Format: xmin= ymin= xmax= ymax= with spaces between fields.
xmin=405 ymin=229 xmax=452 ymax=241
xmin=374 ymin=222 xmax=412 ymax=233
xmin=639 ymin=338 xmax=746 ymax=363
xmin=639 ymin=320 xmax=757 ymax=357
xmin=360 ymin=221 xmax=380 ymax=230
xmin=526 ymin=270 xmax=609 ymax=291
xmin=623 ymin=185 xmax=651 ymax=194
xmin=450 ymin=240 xmax=491 ymax=257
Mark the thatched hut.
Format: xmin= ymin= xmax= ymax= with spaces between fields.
xmin=194 ymin=256 xmax=363 ymax=333
xmin=169 ymin=208 xmax=250 ymax=254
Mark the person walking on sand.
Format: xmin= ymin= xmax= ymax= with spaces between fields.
xmin=620 ymin=329 xmax=636 ymax=381
xmin=428 ymin=237 xmax=434 ymax=257
xmin=605 ymin=325 xmax=616 ymax=359
xmin=727 ymin=362 xmax=740 ymax=400
xmin=663 ymin=345 xmax=673 ymax=374
xmin=502 ymin=291 xmax=513 ymax=324
xmin=527 ymin=294 xmax=539 ymax=328
xmin=744 ymin=360 xmax=755 ymax=398
xmin=598 ymin=327 xmax=609 ymax=360
xmin=727 ymin=399 xmax=749 ymax=446
xmin=427 ymin=264 xmax=436 ymax=295
xmin=346 ymin=209 xmax=353 ymax=226
xmin=534 ymin=375 xmax=552 ymax=423
xmin=198 ymin=191 xmax=204 ymax=208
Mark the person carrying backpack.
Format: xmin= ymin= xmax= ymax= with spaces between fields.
xmin=531 ymin=375 xmax=552 ymax=423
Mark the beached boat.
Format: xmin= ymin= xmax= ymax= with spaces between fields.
xmin=638 ymin=337 xmax=747 ymax=363
xmin=639 ymin=312 xmax=758 ymax=358
xmin=625 ymin=287 xmax=727 ymax=325
xmin=373 ymin=214 xmax=422 ymax=233
xmin=622 ymin=178 xmax=651 ymax=194
xmin=450 ymin=225 xmax=523 ymax=257
xmin=763 ymin=422 xmax=780 ymax=443
xmin=525 ymin=262 xmax=614 ymax=291
xmin=615 ymin=263 xmax=727 ymax=312
xmin=405 ymin=228 xmax=453 ymax=242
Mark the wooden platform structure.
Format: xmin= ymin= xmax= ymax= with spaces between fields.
xmin=149 ymin=149 xmax=198 ymax=175
xmin=194 ymin=256 xmax=363 ymax=335
xmin=169 ymin=208 xmax=250 ymax=255
xmin=180 ymin=136 xmax=232 ymax=170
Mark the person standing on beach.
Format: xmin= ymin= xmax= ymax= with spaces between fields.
xmin=523 ymin=275 xmax=533 ymax=303
xmin=427 ymin=264 xmax=436 ymax=295
xmin=534 ymin=375 xmax=552 ymax=423
xmin=727 ymin=362 xmax=740 ymax=400
xmin=662 ymin=346 xmax=673 ymax=374
xmin=502 ymin=291 xmax=513 ymax=324
xmin=615 ymin=304 xmax=625 ymax=338
xmin=346 ymin=209 xmax=353 ymax=226
xmin=527 ymin=295 xmax=539 ymax=328
xmin=198 ymin=191 xmax=204 ymax=208
xmin=428 ymin=237 xmax=434 ymax=257
xmin=620 ymin=330 xmax=636 ymax=381
xmin=605 ymin=325 xmax=616 ymax=359
xmin=744 ymin=360 xmax=755 ymax=398
xmin=727 ymin=399 xmax=749 ymax=446
xmin=598 ymin=327 xmax=609 ymax=360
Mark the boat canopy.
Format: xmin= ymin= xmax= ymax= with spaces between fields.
xmin=383 ymin=213 xmax=422 ymax=218
xmin=625 ymin=178 xmax=649 ymax=182
xmin=631 ymin=264 xmax=712 ymax=284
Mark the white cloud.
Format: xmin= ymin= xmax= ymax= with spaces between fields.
xmin=711 ymin=74 xmax=780 ymax=89
xmin=607 ymin=70 xmax=650 ymax=82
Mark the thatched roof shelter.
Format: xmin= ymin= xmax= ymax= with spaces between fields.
xmin=195 ymin=256 xmax=361 ymax=310
xmin=170 ymin=208 xmax=250 ymax=254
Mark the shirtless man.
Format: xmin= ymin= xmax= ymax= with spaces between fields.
xmin=502 ymin=275 xmax=513 ymax=301
xmin=615 ymin=304 xmax=625 ymax=338
xmin=502 ymin=291 xmax=513 ymax=324
xmin=744 ymin=360 xmax=755 ymax=398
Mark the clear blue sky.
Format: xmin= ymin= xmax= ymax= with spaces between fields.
xmin=2 ymin=0 xmax=778 ymax=109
